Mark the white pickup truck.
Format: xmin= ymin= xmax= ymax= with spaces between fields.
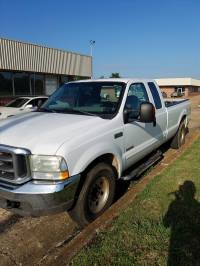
xmin=0 ymin=79 xmax=191 ymax=227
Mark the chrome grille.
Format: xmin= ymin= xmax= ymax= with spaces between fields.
xmin=0 ymin=152 xmax=14 ymax=180
xmin=0 ymin=145 xmax=31 ymax=185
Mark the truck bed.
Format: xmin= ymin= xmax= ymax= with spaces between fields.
xmin=164 ymin=99 xmax=189 ymax=108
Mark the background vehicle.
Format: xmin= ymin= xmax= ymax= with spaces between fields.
xmin=171 ymin=88 xmax=184 ymax=98
xmin=162 ymin=91 xmax=167 ymax=98
xmin=0 ymin=96 xmax=48 ymax=120
xmin=0 ymin=79 xmax=191 ymax=227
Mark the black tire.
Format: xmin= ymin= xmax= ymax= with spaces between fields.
xmin=69 ymin=163 xmax=116 ymax=228
xmin=171 ymin=120 xmax=186 ymax=149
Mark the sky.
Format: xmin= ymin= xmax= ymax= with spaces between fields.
xmin=0 ymin=0 xmax=200 ymax=79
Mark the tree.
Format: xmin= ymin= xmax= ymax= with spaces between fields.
xmin=110 ymin=73 xmax=121 ymax=78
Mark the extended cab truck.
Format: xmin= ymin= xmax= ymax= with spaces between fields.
xmin=0 ymin=79 xmax=191 ymax=227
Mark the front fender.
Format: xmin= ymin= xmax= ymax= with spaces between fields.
xmin=60 ymin=141 xmax=124 ymax=178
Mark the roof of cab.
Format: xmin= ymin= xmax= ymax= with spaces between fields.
xmin=68 ymin=78 xmax=156 ymax=84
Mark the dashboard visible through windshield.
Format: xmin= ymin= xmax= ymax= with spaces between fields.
xmin=41 ymin=82 xmax=126 ymax=118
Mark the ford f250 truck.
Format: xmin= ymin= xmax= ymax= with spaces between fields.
xmin=0 ymin=79 xmax=191 ymax=227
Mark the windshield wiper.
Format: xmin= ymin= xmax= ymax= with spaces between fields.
xmin=37 ymin=107 xmax=99 ymax=117
xmin=36 ymin=107 xmax=59 ymax=113
xmin=62 ymin=108 xmax=97 ymax=117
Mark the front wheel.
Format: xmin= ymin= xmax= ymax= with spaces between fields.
xmin=69 ymin=163 xmax=116 ymax=228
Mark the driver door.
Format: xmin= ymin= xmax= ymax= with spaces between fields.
xmin=124 ymin=83 xmax=160 ymax=168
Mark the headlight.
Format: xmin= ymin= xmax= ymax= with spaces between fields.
xmin=30 ymin=155 xmax=69 ymax=181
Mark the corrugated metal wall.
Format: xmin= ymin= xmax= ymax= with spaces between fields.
xmin=0 ymin=38 xmax=92 ymax=77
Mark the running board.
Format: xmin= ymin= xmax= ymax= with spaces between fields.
xmin=121 ymin=150 xmax=163 ymax=181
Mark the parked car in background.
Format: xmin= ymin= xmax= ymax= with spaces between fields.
xmin=171 ymin=89 xmax=184 ymax=98
xmin=161 ymin=91 xmax=167 ymax=98
xmin=0 ymin=96 xmax=48 ymax=120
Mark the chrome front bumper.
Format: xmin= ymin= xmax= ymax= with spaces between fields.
xmin=0 ymin=174 xmax=80 ymax=216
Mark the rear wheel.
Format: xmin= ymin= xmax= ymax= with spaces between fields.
xmin=171 ymin=120 xmax=186 ymax=149
xmin=69 ymin=163 xmax=116 ymax=228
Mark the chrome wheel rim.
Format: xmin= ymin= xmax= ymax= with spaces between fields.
xmin=88 ymin=176 xmax=110 ymax=214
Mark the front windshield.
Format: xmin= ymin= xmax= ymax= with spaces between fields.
xmin=6 ymin=98 xmax=29 ymax=108
xmin=41 ymin=82 xmax=126 ymax=118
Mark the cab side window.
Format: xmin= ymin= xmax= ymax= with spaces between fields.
xmin=125 ymin=83 xmax=149 ymax=118
xmin=26 ymin=99 xmax=35 ymax=107
xmin=148 ymin=82 xmax=162 ymax=109
xmin=35 ymin=98 xmax=47 ymax=107
xmin=27 ymin=98 xmax=47 ymax=108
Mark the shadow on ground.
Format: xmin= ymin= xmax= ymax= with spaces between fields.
xmin=163 ymin=181 xmax=200 ymax=266
xmin=0 ymin=214 xmax=21 ymax=234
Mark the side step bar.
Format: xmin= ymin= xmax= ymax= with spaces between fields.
xmin=121 ymin=150 xmax=163 ymax=181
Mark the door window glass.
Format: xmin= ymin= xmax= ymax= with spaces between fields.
xmin=34 ymin=98 xmax=48 ymax=107
xmin=125 ymin=83 xmax=149 ymax=118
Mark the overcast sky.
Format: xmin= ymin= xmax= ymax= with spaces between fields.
xmin=1 ymin=0 xmax=200 ymax=79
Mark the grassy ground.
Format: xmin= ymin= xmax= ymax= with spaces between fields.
xmin=71 ymin=137 xmax=200 ymax=266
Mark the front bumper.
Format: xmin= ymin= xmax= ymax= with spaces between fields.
xmin=0 ymin=174 xmax=80 ymax=216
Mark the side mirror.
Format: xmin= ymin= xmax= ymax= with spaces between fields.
xmin=25 ymin=104 xmax=33 ymax=109
xmin=140 ymin=102 xmax=156 ymax=126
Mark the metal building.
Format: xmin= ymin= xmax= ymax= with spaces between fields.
xmin=0 ymin=38 xmax=92 ymax=104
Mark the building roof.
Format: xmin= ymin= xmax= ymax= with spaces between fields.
xmin=155 ymin=78 xmax=200 ymax=87
xmin=0 ymin=38 xmax=92 ymax=77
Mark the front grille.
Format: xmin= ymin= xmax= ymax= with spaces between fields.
xmin=0 ymin=152 xmax=15 ymax=180
xmin=0 ymin=145 xmax=31 ymax=185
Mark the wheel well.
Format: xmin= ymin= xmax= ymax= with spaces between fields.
xmin=70 ymin=153 xmax=120 ymax=210
xmin=82 ymin=153 xmax=120 ymax=179
xmin=181 ymin=115 xmax=186 ymax=122
xmin=180 ymin=115 xmax=187 ymax=126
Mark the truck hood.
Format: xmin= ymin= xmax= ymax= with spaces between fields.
xmin=0 ymin=112 xmax=105 ymax=154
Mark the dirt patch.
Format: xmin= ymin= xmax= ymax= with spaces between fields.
xmin=0 ymin=213 xmax=77 ymax=266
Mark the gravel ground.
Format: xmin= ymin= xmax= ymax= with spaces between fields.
xmin=0 ymin=95 xmax=200 ymax=266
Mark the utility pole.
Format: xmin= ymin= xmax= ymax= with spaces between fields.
xmin=90 ymin=40 xmax=95 ymax=78
xmin=90 ymin=40 xmax=95 ymax=57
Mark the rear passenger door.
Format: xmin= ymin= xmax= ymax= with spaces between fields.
xmin=147 ymin=82 xmax=168 ymax=141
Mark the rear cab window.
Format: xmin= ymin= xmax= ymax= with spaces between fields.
xmin=148 ymin=82 xmax=162 ymax=109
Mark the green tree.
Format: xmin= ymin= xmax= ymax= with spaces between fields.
xmin=110 ymin=73 xmax=121 ymax=78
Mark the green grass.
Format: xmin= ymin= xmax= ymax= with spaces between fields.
xmin=71 ymin=138 xmax=200 ymax=266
